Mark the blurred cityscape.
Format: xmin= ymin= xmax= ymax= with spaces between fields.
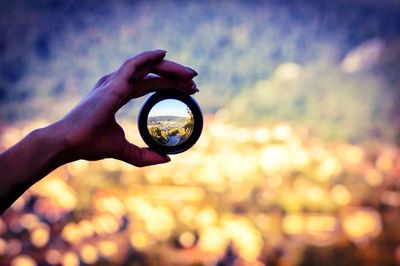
xmin=1 ymin=0 xmax=400 ymax=265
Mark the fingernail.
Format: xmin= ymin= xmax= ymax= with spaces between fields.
xmin=192 ymin=87 xmax=199 ymax=92
xmin=186 ymin=67 xmax=198 ymax=76
xmin=190 ymin=84 xmax=199 ymax=93
xmin=155 ymin=49 xmax=167 ymax=54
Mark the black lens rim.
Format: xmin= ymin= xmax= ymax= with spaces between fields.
xmin=138 ymin=90 xmax=203 ymax=154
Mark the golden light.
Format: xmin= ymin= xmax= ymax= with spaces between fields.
xmin=177 ymin=205 xmax=197 ymax=227
xmin=282 ymin=214 xmax=338 ymax=245
xmin=34 ymin=178 xmax=77 ymax=210
xmin=272 ymin=124 xmax=294 ymax=141
xmin=80 ymin=244 xmax=98 ymax=265
xmin=315 ymin=157 xmax=342 ymax=182
xmin=130 ymin=231 xmax=150 ymax=251
xmin=282 ymin=215 xmax=303 ymax=235
xmin=92 ymin=214 xmax=119 ymax=235
xmin=97 ymin=240 xmax=119 ymax=257
xmin=306 ymin=186 xmax=324 ymax=202
xmin=61 ymin=251 xmax=79 ymax=266
xmin=222 ymin=216 xmax=263 ymax=261
xmin=45 ymin=249 xmax=61 ymax=265
xmin=141 ymin=206 xmax=175 ymax=239
xmin=376 ymin=153 xmax=393 ymax=172
xmin=198 ymin=227 xmax=227 ymax=254
xmin=306 ymin=216 xmax=336 ymax=232
xmin=146 ymin=186 xmax=205 ymax=202
xmin=254 ymin=214 xmax=271 ymax=231
xmin=10 ymin=255 xmax=37 ymax=266
xmin=234 ymin=127 xmax=253 ymax=143
xmin=266 ymin=175 xmax=283 ymax=189
xmin=253 ymin=128 xmax=271 ymax=143
xmin=19 ymin=214 xmax=40 ymax=230
xmin=290 ymin=149 xmax=311 ymax=169
xmin=331 ymin=185 xmax=352 ymax=205
xmin=342 ymin=208 xmax=382 ymax=242
xmin=179 ymin=232 xmax=196 ymax=248
xmin=195 ymin=207 xmax=218 ymax=228
xmin=66 ymin=159 xmax=89 ymax=175
xmin=260 ymin=145 xmax=289 ymax=173
xmin=94 ymin=196 xmax=125 ymax=216
xmin=364 ymin=169 xmax=383 ymax=186
xmin=61 ymin=223 xmax=81 ymax=244
xmin=30 ymin=225 xmax=50 ymax=248
xmin=10 ymin=196 xmax=26 ymax=211
xmin=343 ymin=145 xmax=364 ymax=164
xmin=381 ymin=191 xmax=400 ymax=207
xmin=1 ymin=127 xmax=22 ymax=148
xmin=78 ymin=220 xmax=94 ymax=239
xmin=102 ymin=158 xmax=122 ymax=171
xmin=124 ymin=196 xmax=150 ymax=214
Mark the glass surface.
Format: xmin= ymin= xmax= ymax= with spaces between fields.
xmin=147 ymin=99 xmax=194 ymax=146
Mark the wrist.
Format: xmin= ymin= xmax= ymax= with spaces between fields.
xmin=33 ymin=123 xmax=76 ymax=167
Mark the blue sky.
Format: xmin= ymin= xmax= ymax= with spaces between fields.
xmin=148 ymin=99 xmax=189 ymax=118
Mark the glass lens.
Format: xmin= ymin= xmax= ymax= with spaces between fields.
xmin=147 ymin=99 xmax=194 ymax=146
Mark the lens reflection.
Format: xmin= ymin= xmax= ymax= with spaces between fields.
xmin=147 ymin=99 xmax=194 ymax=146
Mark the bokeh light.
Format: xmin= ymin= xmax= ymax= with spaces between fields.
xmin=1 ymin=1 xmax=400 ymax=266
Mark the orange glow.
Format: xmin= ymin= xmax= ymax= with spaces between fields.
xmin=331 ymin=185 xmax=352 ymax=205
xmin=179 ymin=232 xmax=196 ymax=248
xmin=130 ymin=232 xmax=150 ymax=250
xmin=10 ymin=255 xmax=37 ymax=266
xmin=343 ymin=146 xmax=364 ymax=164
xmin=342 ymin=208 xmax=382 ymax=241
xmin=45 ymin=249 xmax=61 ymax=265
xmin=80 ymin=244 xmax=98 ymax=265
xmin=221 ymin=215 xmax=263 ymax=260
xmin=30 ymin=226 xmax=50 ymax=248
xmin=195 ymin=207 xmax=218 ymax=228
xmin=1 ymin=118 xmax=398 ymax=264
xmin=61 ymin=223 xmax=81 ymax=244
xmin=198 ymin=227 xmax=227 ymax=254
xmin=61 ymin=252 xmax=79 ymax=266
xmin=92 ymin=214 xmax=119 ymax=235
xmin=97 ymin=240 xmax=119 ymax=257
xmin=364 ymin=169 xmax=383 ymax=186
xmin=94 ymin=196 xmax=125 ymax=216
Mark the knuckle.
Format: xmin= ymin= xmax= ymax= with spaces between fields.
xmin=98 ymin=74 xmax=110 ymax=83
xmin=121 ymin=58 xmax=137 ymax=70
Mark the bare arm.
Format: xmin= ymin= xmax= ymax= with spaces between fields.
xmin=0 ymin=50 xmax=198 ymax=214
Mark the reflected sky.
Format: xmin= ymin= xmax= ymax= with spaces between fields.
xmin=148 ymin=99 xmax=190 ymax=118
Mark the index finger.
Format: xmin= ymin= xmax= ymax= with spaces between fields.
xmin=116 ymin=50 xmax=167 ymax=80
xmin=151 ymin=60 xmax=198 ymax=81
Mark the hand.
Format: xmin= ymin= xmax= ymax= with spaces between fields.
xmin=51 ymin=50 xmax=198 ymax=166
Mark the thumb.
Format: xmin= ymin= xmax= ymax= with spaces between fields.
xmin=119 ymin=142 xmax=171 ymax=167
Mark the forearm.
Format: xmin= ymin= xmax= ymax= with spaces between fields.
xmin=0 ymin=125 xmax=69 ymax=213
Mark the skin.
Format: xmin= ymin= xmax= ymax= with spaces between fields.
xmin=0 ymin=50 xmax=199 ymax=214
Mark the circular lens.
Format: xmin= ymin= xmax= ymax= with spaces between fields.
xmin=147 ymin=99 xmax=194 ymax=146
xmin=138 ymin=90 xmax=203 ymax=154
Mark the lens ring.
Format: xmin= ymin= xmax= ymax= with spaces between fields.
xmin=138 ymin=90 xmax=203 ymax=154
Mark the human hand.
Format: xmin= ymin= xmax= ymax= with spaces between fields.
xmin=51 ymin=50 xmax=198 ymax=167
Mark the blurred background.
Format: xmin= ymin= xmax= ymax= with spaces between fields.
xmin=1 ymin=0 xmax=400 ymax=265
